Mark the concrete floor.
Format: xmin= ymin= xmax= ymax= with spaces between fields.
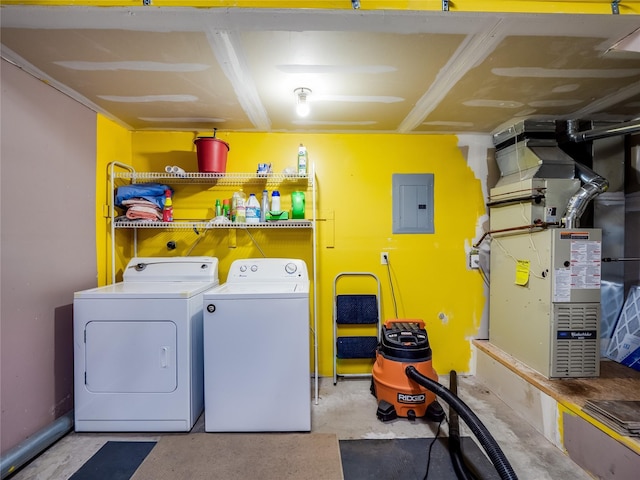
xmin=10 ymin=376 xmax=590 ymax=480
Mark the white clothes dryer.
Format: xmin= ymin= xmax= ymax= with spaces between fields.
xmin=203 ymin=258 xmax=310 ymax=432
xmin=74 ymin=256 xmax=219 ymax=432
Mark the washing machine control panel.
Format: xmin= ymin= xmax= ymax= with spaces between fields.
xmin=285 ymin=263 xmax=297 ymax=274
xmin=227 ymin=258 xmax=308 ymax=282
xmin=238 ymin=264 xmax=262 ymax=272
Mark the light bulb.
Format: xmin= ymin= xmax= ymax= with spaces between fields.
xmin=296 ymin=102 xmax=310 ymax=117
xmin=294 ymin=88 xmax=311 ymax=117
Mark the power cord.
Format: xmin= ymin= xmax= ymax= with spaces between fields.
xmin=245 ymin=228 xmax=267 ymax=257
xmin=186 ymin=228 xmax=208 ymax=255
xmin=384 ymin=258 xmax=399 ymax=318
xmin=423 ymin=415 xmax=446 ymax=479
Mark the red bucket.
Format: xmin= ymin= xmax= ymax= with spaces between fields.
xmin=194 ymin=136 xmax=230 ymax=173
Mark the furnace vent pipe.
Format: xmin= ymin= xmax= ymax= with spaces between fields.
xmin=567 ymin=119 xmax=640 ymax=143
xmin=564 ymin=162 xmax=609 ymax=229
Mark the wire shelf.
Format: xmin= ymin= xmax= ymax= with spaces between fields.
xmin=113 ymin=220 xmax=313 ymax=230
xmin=113 ymin=171 xmax=312 ymax=186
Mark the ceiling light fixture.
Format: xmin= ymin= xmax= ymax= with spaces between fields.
xmin=294 ymin=87 xmax=312 ymax=117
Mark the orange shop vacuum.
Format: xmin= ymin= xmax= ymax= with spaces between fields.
xmin=371 ymin=319 xmax=444 ymax=422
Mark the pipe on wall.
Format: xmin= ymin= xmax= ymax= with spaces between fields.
xmin=562 ymin=119 xmax=638 ymax=228
xmin=567 ymin=119 xmax=640 ymax=143
xmin=0 ymin=410 xmax=74 ymax=479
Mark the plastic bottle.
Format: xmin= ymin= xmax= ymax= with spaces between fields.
xmin=222 ymin=198 xmax=230 ymax=219
xmin=232 ymin=189 xmax=246 ymax=223
xmin=271 ymin=190 xmax=281 ymax=212
xmin=162 ymin=189 xmax=173 ymax=222
xmin=260 ymin=190 xmax=269 ymax=222
xmin=291 ymin=191 xmax=305 ymax=219
xmin=297 ymin=144 xmax=308 ymax=176
xmin=236 ymin=202 xmax=246 ymax=223
xmin=246 ymin=193 xmax=260 ymax=224
xmin=215 ymin=199 xmax=222 ymax=217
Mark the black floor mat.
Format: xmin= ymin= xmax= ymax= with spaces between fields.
xmin=340 ymin=437 xmax=501 ymax=480
xmin=69 ymin=441 xmax=156 ymax=480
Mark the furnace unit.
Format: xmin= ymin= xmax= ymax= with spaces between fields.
xmin=488 ymin=121 xmax=603 ymax=378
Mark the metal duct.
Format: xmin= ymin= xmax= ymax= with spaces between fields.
xmin=493 ymin=120 xmax=576 ymax=188
xmin=564 ymin=162 xmax=609 ymax=228
xmin=492 ymin=120 xmax=614 ymax=228
xmin=567 ymin=119 xmax=640 ymax=143
xmin=493 ymin=139 xmax=577 ymax=188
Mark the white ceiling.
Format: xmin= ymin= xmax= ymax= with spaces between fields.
xmin=2 ymin=6 xmax=639 ymax=135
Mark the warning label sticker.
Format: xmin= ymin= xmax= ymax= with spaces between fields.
xmin=570 ymin=240 xmax=601 ymax=289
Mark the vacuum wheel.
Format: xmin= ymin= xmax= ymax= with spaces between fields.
xmin=425 ymin=400 xmax=445 ymax=422
xmin=376 ymin=400 xmax=397 ymax=422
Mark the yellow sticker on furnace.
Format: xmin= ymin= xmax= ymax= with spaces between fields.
xmin=515 ymin=260 xmax=530 ymax=286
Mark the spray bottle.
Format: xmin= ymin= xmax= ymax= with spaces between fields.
xmin=162 ymin=189 xmax=173 ymax=222
xmin=223 ymin=198 xmax=230 ymax=219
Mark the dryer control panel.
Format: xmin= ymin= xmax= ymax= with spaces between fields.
xmin=123 ymin=256 xmax=219 ymax=283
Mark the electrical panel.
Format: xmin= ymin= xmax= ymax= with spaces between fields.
xmin=392 ymin=173 xmax=434 ymax=234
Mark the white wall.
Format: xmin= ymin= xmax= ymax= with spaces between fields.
xmin=1 ymin=59 xmax=98 ymax=453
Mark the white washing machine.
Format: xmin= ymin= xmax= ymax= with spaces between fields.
xmin=203 ymin=258 xmax=310 ymax=432
xmin=73 ymin=256 xmax=219 ymax=432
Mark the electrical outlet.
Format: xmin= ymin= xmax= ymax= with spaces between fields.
xmin=381 ymin=252 xmax=389 ymax=265
xmin=469 ymin=250 xmax=480 ymax=269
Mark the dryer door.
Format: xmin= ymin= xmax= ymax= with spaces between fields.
xmin=85 ymin=320 xmax=177 ymax=393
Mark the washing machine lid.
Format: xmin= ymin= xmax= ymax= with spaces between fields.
xmin=203 ymin=281 xmax=309 ymax=299
xmin=75 ymin=280 xmax=220 ymax=299
xmin=123 ymin=256 xmax=219 ymax=283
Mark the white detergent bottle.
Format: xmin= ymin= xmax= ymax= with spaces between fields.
xmin=271 ymin=190 xmax=281 ymax=212
xmin=246 ymin=193 xmax=260 ymax=223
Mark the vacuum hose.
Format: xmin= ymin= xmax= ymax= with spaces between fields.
xmin=448 ymin=371 xmax=479 ymax=480
xmin=405 ymin=366 xmax=518 ymax=480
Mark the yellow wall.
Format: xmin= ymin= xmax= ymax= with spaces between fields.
xmin=96 ymin=115 xmax=132 ymax=286
xmin=102 ymin=130 xmax=486 ymax=376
